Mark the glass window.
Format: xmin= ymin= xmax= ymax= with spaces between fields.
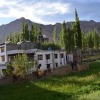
xmin=47 ymin=64 xmax=50 ymax=69
xmin=54 ymin=54 xmax=58 ymax=59
xmin=46 ymin=54 xmax=50 ymax=60
xmin=38 ymin=55 xmax=43 ymax=60
xmin=1 ymin=55 xmax=5 ymax=62
xmin=1 ymin=47 xmax=4 ymax=52
xmin=61 ymin=54 xmax=63 ymax=58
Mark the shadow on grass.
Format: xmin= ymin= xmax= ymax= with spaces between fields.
xmin=0 ymin=61 xmax=99 ymax=100
xmin=0 ymin=82 xmax=75 ymax=100
xmin=35 ymin=61 xmax=100 ymax=94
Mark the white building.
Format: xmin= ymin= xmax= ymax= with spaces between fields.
xmin=0 ymin=41 xmax=73 ymax=79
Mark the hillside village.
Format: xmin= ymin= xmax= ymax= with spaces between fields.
xmin=0 ymin=9 xmax=100 ymax=79
xmin=0 ymin=38 xmax=73 ymax=79
xmin=0 ymin=0 xmax=100 ymax=100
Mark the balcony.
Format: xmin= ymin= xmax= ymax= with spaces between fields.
xmin=7 ymin=50 xmax=25 ymax=55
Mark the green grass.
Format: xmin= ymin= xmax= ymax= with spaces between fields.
xmin=0 ymin=61 xmax=100 ymax=100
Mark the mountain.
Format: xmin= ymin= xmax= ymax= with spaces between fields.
xmin=0 ymin=17 xmax=100 ymax=41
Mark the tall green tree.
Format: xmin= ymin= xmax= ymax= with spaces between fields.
xmin=60 ymin=21 xmax=67 ymax=48
xmin=92 ymin=29 xmax=100 ymax=49
xmin=75 ymin=9 xmax=82 ymax=49
xmin=87 ymin=31 xmax=94 ymax=49
xmin=22 ymin=23 xmax=29 ymax=41
xmin=25 ymin=24 xmax=29 ymax=40
xmin=53 ymin=26 xmax=57 ymax=44
xmin=30 ymin=24 xmax=35 ymax=42
xmin=22 ymin=23 xmax=25 ymax=40
xmin=38 ymin=26 xmax=42 ymax=35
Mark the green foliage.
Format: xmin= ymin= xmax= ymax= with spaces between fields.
xmin=6 ymin=54 xmax=35 ymax=78
xmin=22 ymin=23 xmax=29 ymax=41
xmin=86 ymin=29 xmax=100 ymax=49
xmin=6 ymin=32 xmax=22 ymax=43
xmin=92 ymin=29 xmax=100 ymax=49
xmin=12 ymin=54 xmax=35 ymax=78
xmin=6 ymin=23 xmax=43 ymax=43
xmin=0 ymin=61 xmax=100 ymax=100
xmin=75 ymin=9 xmax=82 ymax=49
xmin=60 ymin=21 xmax=67 ymax=48
xmin=53 ymin=26 xmax=57 ymax=44
xmin=6 ymin=62 xmax=13 ymax=76
xmin=38 ymin=26 xmax=42 ymax=35
xmin=82 ymin=32 xmax=88 ymax=50
xmin=41 ymin=42 xmax=61 ymax=50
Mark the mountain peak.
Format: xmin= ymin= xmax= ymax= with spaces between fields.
xmin=0 ymin=18 xmax=100 ymax=41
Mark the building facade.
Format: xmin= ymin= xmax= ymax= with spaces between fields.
xmin=0 ymin=41 xmax=73 ymax=79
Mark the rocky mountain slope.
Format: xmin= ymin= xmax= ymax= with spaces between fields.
xmin=0 ymin=17 xmax=100 ymax=41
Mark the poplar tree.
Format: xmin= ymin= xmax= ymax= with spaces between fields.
xmin=60 ymin=21 xmax=67 ymax=48
xmin=22 ymin=23 xmax=29 ymax=41
xmin=38 ymin=26 xmax=42 ymax=35
xmin=25 ymin=24 xmax=29 ymax=41
xmin=22 ymin=23 xmax=25 ymax=40
xmin=53 ymin=26 xmax=57 ymax=44
xmin=92 ymin=29 xmax=100 ymax=49
xmin=87 ymin=32 xmax=94 ymax=49
xmin=75 ymin=9 xmax=82 ymax=49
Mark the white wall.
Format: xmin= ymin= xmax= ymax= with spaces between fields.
xmin=35 ymin=50 xmax=68 ymax=70
xmin=67 ymin=53 xmax=73 ymax=62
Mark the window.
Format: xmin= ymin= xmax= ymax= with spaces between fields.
xmin=46 ymin=54 xmax=50 ymax=60
xmin=55 ymin=63 xmax=58 ymax=67
xmin=54 ymin=54 xmax=58 ymax=59
xmin=38 ymin=55 xmax=43 ymax=60
xmin=47 ymin=64 xmax=50 ymax=69
xmin=8 ymin=56 xmax=14 ymax=62
xmin=1 ymin=55 xmax=5 ymax=62
xmin=61 ymin=54 xmax=63 ymax=58
xmin=1 ymin=47 xmax=4 ymax=52
xmin=66 ymin=55 xmax=67 ymax=61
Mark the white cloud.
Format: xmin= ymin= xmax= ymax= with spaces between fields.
xmin=0 ymin=0 xmax=70 ymax=24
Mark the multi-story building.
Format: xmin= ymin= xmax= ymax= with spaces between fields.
xmin=0 ymin=40 xmax=73 ymax=79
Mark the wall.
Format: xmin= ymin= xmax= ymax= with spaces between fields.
xmin=35 ymin=50 xmax=68 ymax=71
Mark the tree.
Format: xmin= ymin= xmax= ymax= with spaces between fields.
xmin=22 ymin=23 xmax=25 ymax=40
xmin=60 ymin=21 xmax=67 ymax=48
xmin=12 ymin=54 xmax=35 ymax=78
xmin=87 ymin=31 xmax=94 ymax=49
xmin=71 ymin=22 xmax=77 ymax=47
xmin=75 ymin=9 xmax=82 ymax=49
xmin=34 ymin=24 xmax=38 ymax=42
xmin=30 ymin=24 xmax=35 ymax=42
xmin=92 ymin=29 xmax=100 ymax=49
xmin=53 ymin=26 xmax=57 ymax=44
xmin=22 ymin=23 xmax=29 ymax=41
xmin=38 ymin=26 xmax=42 ymax=35
xmin=82 ymin=32 xmax=87 ymax=50
xmin=30 ymin=24 xmax=39 ymax=42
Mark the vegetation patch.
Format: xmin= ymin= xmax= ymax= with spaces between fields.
xmin=0 ymin=61 xmax=100 ymax=100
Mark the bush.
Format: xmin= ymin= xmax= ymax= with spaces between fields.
xmin=41 ymin=42 xmax=61 ymax=50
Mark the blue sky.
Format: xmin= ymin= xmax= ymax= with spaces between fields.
xmin=0 ymin=0 xmax=100 ymax=25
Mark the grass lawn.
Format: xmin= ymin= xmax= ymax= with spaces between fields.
xmin=0 ymin=61 xmax=100 ymax=100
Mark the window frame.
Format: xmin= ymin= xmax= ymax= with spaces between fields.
xmin=61 ymin=53 xmax=63 ymax=58
xmin=1 ymin=55 xmax=5 ymax=62
xmin=38 ymin=55 xmax=43 ymax=60
xmin=46 ymin=54 xmax=50 ymax=60
xmin=54 ymin=54 xmax=58 ymax=59
xmin=1 ymin=47 xmax=4 ymax=52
